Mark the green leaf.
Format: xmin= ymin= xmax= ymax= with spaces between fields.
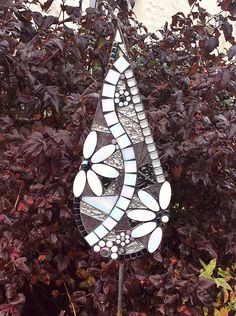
xmin=214 ymin=278 xmax=232 ymax=291
xmin=203 ymin=307 xmax=209 ymax=316
xmin=217 ymin=267 xmax=232 ymax=278
xmin=199 ymin=258 xmax=217 ymax=279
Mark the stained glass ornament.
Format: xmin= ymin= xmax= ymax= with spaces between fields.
xmin=73 ymin=24 xmax=172 ymax=260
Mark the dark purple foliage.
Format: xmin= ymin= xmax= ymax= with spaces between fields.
xmin=0 ymin=0 xmax=235 ymax=315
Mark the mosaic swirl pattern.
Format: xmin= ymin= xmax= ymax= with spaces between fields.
xmin=73 ymin=26 xmax=171 ymax=260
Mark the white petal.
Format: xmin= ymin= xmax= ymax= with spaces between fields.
xmin=87 ymin=170 xmax=103 ymax=196
xmin=91 ymin=144 xmax=116 ymax=164
xmin=131 ymin=222 xmax=157 ymax=238
xmin=92 ymin=164 xmax=119 ymax=178
xmin=148 ymin=227 xmax=162 ymax=253
xmin=73 ymin=170 xmax=86 ymax=197
xmin=159 ymin=181 xmax=171 ymax=210
xmin=127 ymin=209 xmax=156 ymax=222
xmin=138 ymin=190 xmax=159 ymax=212
xmin=83 ymin=131 xmax=97 ymax=159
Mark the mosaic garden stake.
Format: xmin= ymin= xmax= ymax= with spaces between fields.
xmin=73 ymin=22 xmax=171 ymax=315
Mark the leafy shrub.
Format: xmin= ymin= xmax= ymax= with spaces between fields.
xmin=0 ymin=0 xmax=235 ymax=315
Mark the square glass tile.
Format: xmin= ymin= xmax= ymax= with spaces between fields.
xmin=85 ymin=232 xmax=99 ymax=246
xmin=157 ymin=174 xmax=165 ymax=183
xmin=130 ymin=87 xmax=138 ymax=95
xmin=124 ymin=173 xmax=137 ymax=186
xmin=116 ymin=134 xmax=131 ymax=149
xmin=116 ymin=196 xmax=130 ymax=210
xmin=140 ymin=119 xmax=149 ymax=128
xmin=122 ymin=147 xmax=135 ymax=161
xmin=152 ymin=159 xmax=161 ymax=167
xmin=114 ymin=56 xmax=130 ymax=73
xmin=154 ymin=166 xmax=163 ymax=176
xmin=102 ymin=98 xmax=115 ymax=112
xmin=94 ymin=225 xmax=109 ymax=238
xmin=105 ymin=69 xmax=120 ymax=85
xmin=102 ymin=84 xmax=116 ymax=98
xmin=121 ymin=185 xmax=135 ymax=199
xmin=115 ymin=29 xmax=122 ymax=43
xmin=135 ymin=103 xmax=143 ymax=112
xmin=125 ymin=69 xmax=134 ymax=79
xmin=104 ymin=112 xmax=119 ymax=126
xmin=127 ymin=78 xmax=136 ymax=87
xmin=103 ymin=217 xmax=117 ymax=230
xmin=110 ymin=207 xmax=124 ymax=221
xmin=132 ymin=95 xmax=141 ymax=104
xmin=124 ymin=160 xmax=137 ymax=173
xmin=110 ymin=123 xmax=125 ymax=138
xmin=145 ymin=135 xmax=154 ymax=144
xmin=137 ymin=112 xmax=146 ymax=120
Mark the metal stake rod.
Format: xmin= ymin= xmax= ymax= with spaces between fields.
xmin=117 ymin=260 xmax=125 ymax=316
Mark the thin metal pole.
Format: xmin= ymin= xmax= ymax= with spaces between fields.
xmin=117 ymin=260 xmax=125 ymax=316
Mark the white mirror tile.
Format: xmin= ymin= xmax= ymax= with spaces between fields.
xmin=132 ymin=95 xmax=141 ymax=104
xmin=124 ymin=160 xmax=137 ymax=173
xmin=104 ymin=112 xmax=119 ymax=126
xmin=114 ymin=56 xmax=130 ymax=73
xmin=116 ymin=196 xmax=130 ymax=210
xmin=159 ymin=181 xmax=171 ymax=210
xmin=116 ymin=134 xmax=131 ymax=149
xmin=127 ymin=78 xmax=136 ymax=87
xmin=145 ymin=136 xmax=154 ymax=144
xmin=110 ymin=123 xmax=125 ymax=138
xmin=154 ymin=166 xmax=163 ymax=175
xmin=103 ymin=217 xmax=117 ymax=230
xmin=148 ymin=227 xmax=162 ymax=253
xmin=140 ymin=119 xmax=148 ymax=128
xmin=110 ymin=207 xmax=124 ymax=221
xmin=102 ymin=99 xmax=115 ymax=112
xmin=152 ymin=159 xmax=161 ymax=168
xmin=143 ymin=127 xmax=151 ymax=136
xmin=157 ymin=174 xmax=165 ymax=183
xmin=147 ymin=144 xmax=156 ymax=152
xmin=121 ymin=185 xmax=135 ymax=199
xmin=91 ymin=144 xmax=116 ymax=163
xmin=102 ymin=83 xmax=116 ymax=98
xmin=138 ymin=190 xmax=160 ymax=212
xmin=125 ymin=69 xmax=133 ymax=79
xmin=131 ymin=222 xmax=157 ymax=238
xmin=94 ymin=225 xmax=109 ymax=238
xmin=115 ymin=29 xmax=122 ymax=43
xmin=92 ymin=163 xmax=119 ymax=178
xmin=105 ymin=69 xmax=120 ymax=85
xmin=82 ymin=195 xmax=118 ymax=214
xmin=135 ymin=103 xmax=143 ymax=112
xmin=137 ymin=112 xmax=146 ymax=120
xmin=124 ymin=173 xmax=137 ymax=186
xmin=150 ymin=152 xmax=159 ymax=160
xmin=85 ymin=232 xmax=99 ymax=246
xmin=83 ymin=131 xmax=97 ymax=159
xmin=87 ymin=170 xmax=103 ymax=196
xmin=122 ymin=147 xmax=135 ymax=161
xmin=127 ymin=209 xmax=156 ymax=222
xmin=73 ymin=170 xmax=86 ymax=197
xmin=130 ymin=87 xmax=138 ymax=95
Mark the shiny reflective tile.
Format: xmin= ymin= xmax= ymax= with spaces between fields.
xmin=124 ymin=173 xmax=137 ymax=186
xmin=114 ymin=56 xmax=130 ymax=73
xmin=110 ymin=123 xmax=125 ymax=138
xmin=116 ymin=196 xmax=130 ymax=210
xmin=116 ymin=134 xmax=131 ymax=149
xmin=104 ymin=112 xmax=119 ymax=126
xmin=102 ymin=99 xmax=115 ymax=112
xmin=102 ymin=83 xmax=116 ymax=98
xmin=124 ymin=160 xmax=137 ymax=173
xmin=85 ymin=232 xmax=99 ymax=246
xmin=122 ymin=147 xmax=135 ymax=161
xmin=110 ymin=207 xmax=124 ymax=221
xmin=105 ymin=69 xmax=121 ymax=85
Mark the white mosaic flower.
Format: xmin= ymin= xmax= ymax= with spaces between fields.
xmin=128 ymin=187 xmax=171 ymax=253
xmin=73 ymin=131 xmax=119 ymax=197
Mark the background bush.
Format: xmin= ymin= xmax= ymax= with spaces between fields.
xmin=0 ymin=0 xmax=235 ymax=315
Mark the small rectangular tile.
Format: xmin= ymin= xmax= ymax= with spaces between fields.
xmin=102 ymin=83 xmax=116 ymax=98
xmin=116 ymin=134 xmax=131 ymax=149
xmin=116 ymin=196 xmax=130 ymax=210
xmin=105 ymin=69 xmax=120 ymax=85
xmin=102 ymin=98 xmax=115 ymax=112
xmin=110 ymin=207 xmax=124 ymax=221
